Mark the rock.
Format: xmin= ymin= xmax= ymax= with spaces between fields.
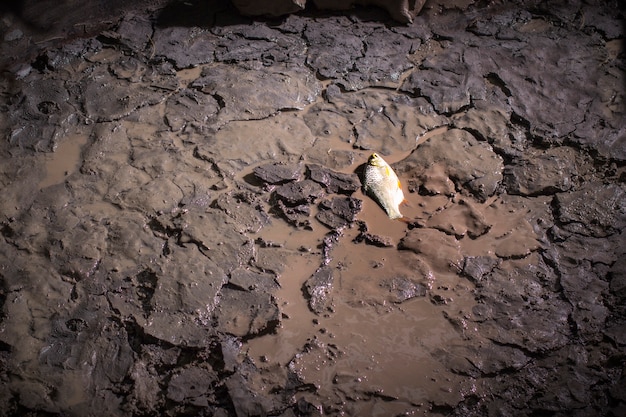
xmin=394 ymin=129 xmax=504 ymax=202
xmin=306 ymin=164 xmax=361 ymax=195
xmin=254 ymin=162 xmax=303 ymax=184
xmin=315 ymin=196 xmax=362 ymax=230
xmin=303 ymin=266 xmax=334 ymax=314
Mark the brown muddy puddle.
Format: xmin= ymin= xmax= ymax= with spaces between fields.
xmin=240 ymin=129 xmax=539 ymax=414
xmin=29 ymin=59 xmax=541 ymax=415
xmin=39 ymin=133 xmax=88 ymax=188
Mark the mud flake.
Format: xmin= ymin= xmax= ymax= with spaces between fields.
xmin=609 ymin=257 xmax=626 ymax=300
xmin=166 ymin=367 xmax=217 ymax=406
xmin=215 ymin=288 xmax=280 ymax=338
xmin=273 ymin=179 xmax=325 ymax=206
xmin=352 ymin=220 xmax=394 ymax=248
xmin=315 ymin=196 xmax=362 ymax=230
xmin=380 ymin=276 xmax=428 ymax=303
xmin=303 ymin=266 xmax=335 ymax=315
xmin=228 ymin=268 xmax=279 ymax=293
xmin=394 ymin=129 xmax=504 ymax=202
xmin=555 ymin=182 xmax=626 ymax=238
xmin=494 ymin=221 xmax=540 ymax=260
xmin=212 ymin=190 xmax=271 ymax=233
xmin=176 ymin=208 xmax=254 ymax=274
xmin=424 ymin=198 xmax=491 ymax=238
xmin=504 ymin=147 xmax=582 ymax=196
xmin=190 ymin=64 xmax=320 ymax=125
xmin=353 ymin=95 xmax=447 ymax=155
xmin=117 ymin=177 xmax=184 ymax=213
xmin=195 ymin=113 xmax=316 ymax=166
xmin=399 ymin=228 xmax=463 ymax=274
xmin=81 ymin=68 xmax=166 ymax=122
xmin=254 ymin=162 xmax=303 ymax=185
xmin=164 ymin=88 xmax=220 ymax=132
xmin=303 ymin=16 xmax=363 ymax=80
xmin=400 ymin=45 xmax=485 ymax=114
xmin=306 ymin=164 xmax=361 ymax=195
xmin=462 ymin=256 xmax=501 ymax=283
xmin=152 ymin=26 xmax=217 ymax=69
xmin=7 ymin=77 xmax=76 ymax=151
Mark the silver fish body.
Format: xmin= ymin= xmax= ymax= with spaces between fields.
xmin=362 ymin=153 xmax=405 ymax=219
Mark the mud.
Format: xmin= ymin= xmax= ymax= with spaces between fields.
xmin=1 ymin=0 xmax=625 ymax=416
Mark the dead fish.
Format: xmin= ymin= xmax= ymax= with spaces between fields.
xmin=362 ymin=153 xmax=407 ymax=220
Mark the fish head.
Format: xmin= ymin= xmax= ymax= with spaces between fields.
xmin=367 ymin=153 xmax=385 ymax=167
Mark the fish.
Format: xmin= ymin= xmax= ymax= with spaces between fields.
xmin=362 ymin=153 xmax=407 ymax=220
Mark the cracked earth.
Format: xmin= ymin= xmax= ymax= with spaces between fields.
xmin=0 ymin=0 xmax=624 ymax=416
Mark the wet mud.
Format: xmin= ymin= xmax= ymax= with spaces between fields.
xmin=0 ymin=0 xmax=625 ymax=416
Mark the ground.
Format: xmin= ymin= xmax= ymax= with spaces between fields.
xmin=0 ymin=0 xmax=625 ymax=416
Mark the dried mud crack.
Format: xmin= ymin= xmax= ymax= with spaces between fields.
xmin=0 ymin=0 xmax=625 ymax=416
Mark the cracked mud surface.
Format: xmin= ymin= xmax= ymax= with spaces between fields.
xmin=0 ymin=0 xmax=625 ymax=416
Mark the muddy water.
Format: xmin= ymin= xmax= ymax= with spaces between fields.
xmin=39 ymin=133 xmax=88 ymax=188
xmin=245 ymin=120 xmax=540 ymax=414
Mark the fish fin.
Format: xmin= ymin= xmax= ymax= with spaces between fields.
xmin=396 ymin=216 xmax=413 ymax=224
xmin=400 ymin=198 xmax=411 ymax=207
